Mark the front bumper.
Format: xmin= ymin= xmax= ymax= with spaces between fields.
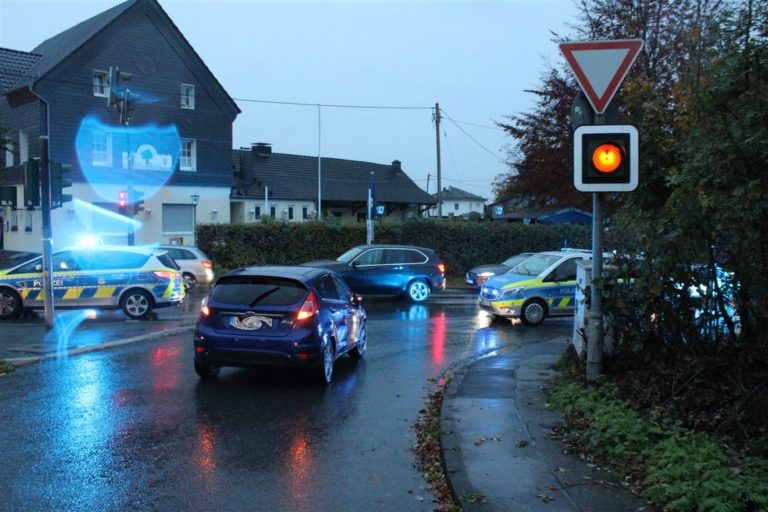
xmin=478 ymin=298 xmax=522 ymax=318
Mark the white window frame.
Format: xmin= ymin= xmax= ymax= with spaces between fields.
xmin=93 ymin=70 xmax=108 ymax=97
xmin=92 ymin=131 xmax=112 ymax=167
xmin=180 ymin=138 xmax=197 ymax=171
xmin=5 ymin=141 xmax=14 ymax=168
xmin=181 ymin=83 xmax=195 ymax=109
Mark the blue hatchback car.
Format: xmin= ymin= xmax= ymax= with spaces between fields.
xmin=193 ymin=266 xmax=367 ymax=385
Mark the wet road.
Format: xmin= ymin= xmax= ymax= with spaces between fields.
xmin=0 ymin=297 xmax=571 ymax=511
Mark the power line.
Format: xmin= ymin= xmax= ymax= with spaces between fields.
xmin=439 ymin=108 xmax=506 ymax=163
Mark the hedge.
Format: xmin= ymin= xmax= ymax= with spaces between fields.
xmin=196 ymin=217 xmax=591 ymax=277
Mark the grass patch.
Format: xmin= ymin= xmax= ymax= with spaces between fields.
xmin=549 ymin=377 xmax=768 ymax=511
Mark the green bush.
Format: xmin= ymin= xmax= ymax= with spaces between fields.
xmin=549 ymin=378 xmax=768 ymax=512
xmin=196 ymin=218 xmax=590 ymax=276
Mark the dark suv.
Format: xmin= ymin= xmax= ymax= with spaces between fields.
xmin=303 ymin=244 xmax=446 ymax=303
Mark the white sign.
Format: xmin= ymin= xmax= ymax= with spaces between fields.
xmin=559 ymin=39 xmax=643 ymax=114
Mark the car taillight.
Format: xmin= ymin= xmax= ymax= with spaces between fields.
xmin=437 ymin=263 xmax=446 ymax=273
xmin=297 ymin=291 xmax=318 ymax=321
xmin=202 ymin=260 xmax=213 ymax=269
xmin=200 ymin=294 xmax=210 ymax=317
xmin=154 ymin=270 xmax=178 ymax=279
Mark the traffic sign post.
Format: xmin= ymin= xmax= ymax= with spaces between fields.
xmin=560 ymin=39 xmax=643 ymax=381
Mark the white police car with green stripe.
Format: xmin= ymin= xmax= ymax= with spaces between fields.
xmin=478 ymin=250 xmax=592 ymax=325
xmin=0 ymin=246 xmax=184 ymax=320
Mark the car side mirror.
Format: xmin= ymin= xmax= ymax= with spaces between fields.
xmin=352 ymin=294 xmax=363 ymax=307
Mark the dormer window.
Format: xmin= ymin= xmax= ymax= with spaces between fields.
xmin=93 ymin=70 xmax=108 ymax=97
xmin=181 ymin=84 xmax=195 ymax=109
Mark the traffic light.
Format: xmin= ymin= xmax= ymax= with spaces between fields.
xmin=132 ymin=189 xmax=145 ymax=215
xmin=108 ymin=66 xmax=141 ymax=124
xmin=23 ymin=159 xmax=40 ymax=208
xmin=118 ymin=190 xmax=128 ymax=215
xmin=50 ymin=162 xmax=73 ymax=208
xmin=573 ymin=125 xmax=638 ymax=192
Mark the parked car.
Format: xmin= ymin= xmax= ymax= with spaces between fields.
xmin=465 ymin=252 xmax=535 ymax=288
xmin=302 ymin=244 xmax=446 ymax=303
xmin=193 ymin=266 xmax=367 ymax=385
xmin=478 ymin=249 xmax=593 ymax=325
xmin=153 ymin=245 xmax=214 ymax=288
xmin=0 ymin=246 xmax=184 ymax=320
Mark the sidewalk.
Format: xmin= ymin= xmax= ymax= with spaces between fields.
xmin=440 ymin=338 xmax=651 ymax=511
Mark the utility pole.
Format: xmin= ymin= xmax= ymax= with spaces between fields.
xmin=317 ymin=104 xmax=322 ymax=219
xmin=39 ymin=136 xmax=54 ymax=329
xmin=434 ymin=103 xmax=442 ymax=218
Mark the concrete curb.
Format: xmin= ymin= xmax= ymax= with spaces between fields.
xmin=3 ymin=324 xmax=196 ymax=368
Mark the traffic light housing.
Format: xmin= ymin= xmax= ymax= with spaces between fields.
xmin=23 ymin=159 xmax=40 ymax=208
xmin=118 ymin=190 xmax=128 ymax=215
xmin=132 ymin=189 xmax=145 ymax=215
xmin=574 ymin=125 xmax=638 ymax=192
xmin=108 ymin=66 xmax=141 ymax=124
xmin=50 ymin=162 xmax=73 ymax=208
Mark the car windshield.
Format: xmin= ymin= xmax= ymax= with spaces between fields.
xmin=212 ymin=276 xmax=308 ymax=306
xmin=509 ymin=254 xmax=562 ymax=276
xmin=502 ymin=254 xmax=532 ymax=268
xmin=336 ymin=247 xmax=365 ymax=264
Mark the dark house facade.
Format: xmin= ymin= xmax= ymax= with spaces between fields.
xmin=1 ymin=0 xmax=239 ymax=251
xmin=230 ymin=143 xmax=436 ymax=223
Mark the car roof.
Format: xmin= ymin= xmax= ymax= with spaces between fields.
xmin=56 ymin=245 xmax=167 ymax=256
xmin=354 ymin=244 xmax=435 ymax=253
xmin=224 ymin=265 xmax=330 ymax=280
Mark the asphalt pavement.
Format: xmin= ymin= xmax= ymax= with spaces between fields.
xmin=1 ymin=287 xmax=652 ymax=511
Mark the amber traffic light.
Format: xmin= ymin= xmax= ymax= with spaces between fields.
xmin=574 ymin=125 xmax=638 ymax=192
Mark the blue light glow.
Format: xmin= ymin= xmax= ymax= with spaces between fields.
xmin=74 ymin=115 xmax=180 ymax=202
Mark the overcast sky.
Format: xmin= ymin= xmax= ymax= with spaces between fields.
xmin=0 ymin=0 xmax=579 ymax=201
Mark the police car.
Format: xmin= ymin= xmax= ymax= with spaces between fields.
xmin=478 ymin=249 xmax=592 ymax=325
xmin=0 ymin=245 xmax=184 ymax=320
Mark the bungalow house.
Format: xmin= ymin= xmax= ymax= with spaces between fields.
xmin=230 ymin=143 xmax=435 ymax=223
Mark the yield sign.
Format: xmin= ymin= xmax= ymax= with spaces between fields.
xmin=560 ymin=39 xmax=643 ymax=114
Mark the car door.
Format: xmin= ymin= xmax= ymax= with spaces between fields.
xmin=543 ymin=257 xmax=580 ymax=315
xmin=346 ymin=248 xmax=388 ymax=294
xmin=314 ymin=273 xmax=351 ymax=351
xmin=51 ymin=251 xmax=83 ymax=307
xmin=332 ymin=274 xmax=362 ymax=347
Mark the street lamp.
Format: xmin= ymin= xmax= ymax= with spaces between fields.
xmin=191 ymin=194 xmax=200 ymax=246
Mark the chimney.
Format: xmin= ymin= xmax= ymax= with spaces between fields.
xmin=252 ymin=142 xmax=272 ymax=157
xmin=392 ymin=160 xmax=402 ymax=172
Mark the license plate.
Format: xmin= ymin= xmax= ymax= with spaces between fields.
xmin=480 ymin=300 xmax=491 ymax=307
xmin=231 ymin=315 xmax=274 ymax=331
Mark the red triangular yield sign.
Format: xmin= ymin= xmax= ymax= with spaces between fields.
xmin=559 ymin=39 xmax=643 ymax=114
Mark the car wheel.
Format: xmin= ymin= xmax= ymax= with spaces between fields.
xmin=406 ymin=279 xmax=431 ymax=303
xmin=521 ymin=299 xmax=547 ymax=326
xmin=194 ymin=359 xmax=221 ymax=379
xmin=316 ymin=339 xmax=335 ymax=385
xmin=120 ymin=289 xmax=154 ymax=320
xmin=0 ymin=288 xmax=22 ymax=319
xmin=183 ymin=272 xmax=197 ymax=289
xmin=350 ymin=323 xmax=367 ymax=359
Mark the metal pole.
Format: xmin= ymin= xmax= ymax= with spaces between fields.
xmin=435 ymin=103 xmax=442 ymax=218
xmin=586 ymin=191 xmax=604 ymax=381
xmin=317 ymin=104 xmax=322 ymax=219
xmin=586 ymin=112 xmax=606 ymax=381
xmin=39 ymin=136 xmax=54 ymax=329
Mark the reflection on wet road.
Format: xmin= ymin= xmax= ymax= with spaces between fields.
xmin=0 ymin=297 xmax=571 ymax=511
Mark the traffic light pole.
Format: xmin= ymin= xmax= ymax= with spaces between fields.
xmin=39 ymin=136 xmax=55 ymax=329
xmin=586 ymin=114 xmax=606 ymax=382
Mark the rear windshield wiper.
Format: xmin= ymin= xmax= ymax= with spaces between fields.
xmin=249 ymin=286 xmax=280 ymax=307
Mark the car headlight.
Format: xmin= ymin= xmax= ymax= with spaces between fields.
xmin=479 ymin=271 xmax=495 ymax=277
xmin=499 ymin=286 xmax=524 ymax=299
